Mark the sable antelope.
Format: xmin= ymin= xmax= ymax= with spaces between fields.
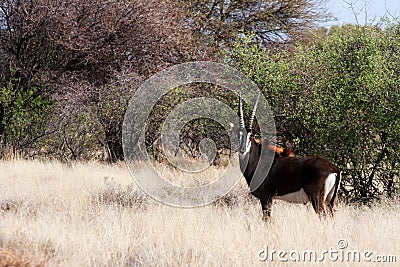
xmin=238 ymin=93 xmax=341 ymax=220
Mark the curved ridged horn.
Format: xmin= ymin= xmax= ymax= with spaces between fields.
xmin=239 ymin=92 xmax=245 ymax=129
xmin=248 ymin=92 xmax=260 ymax=130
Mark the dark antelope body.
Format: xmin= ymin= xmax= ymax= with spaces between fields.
xmin=238 ymin=93 xmax=341 ymax=220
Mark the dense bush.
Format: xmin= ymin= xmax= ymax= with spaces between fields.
xmin=0 ymin=0 xmax=325 ymax=162
xmin=0 ymin=74 xmax=54 ymax=157
xmin=0 ymin=0 xmax=190 ymax=161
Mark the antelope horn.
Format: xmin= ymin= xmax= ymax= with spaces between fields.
xmin=248 ymin=92 xmax=260 ymax=130
xmin=239 ymin=92 xmax=245 ymax=129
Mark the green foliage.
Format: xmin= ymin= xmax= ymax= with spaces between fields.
xmin=0 ymin=73 xmax=53 ymax=156
xmin=228 ymin=23 xmax=400 ymax=202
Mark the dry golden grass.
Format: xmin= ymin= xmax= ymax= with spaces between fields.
xmin=0 ymin=160 xmax=399 ymax=266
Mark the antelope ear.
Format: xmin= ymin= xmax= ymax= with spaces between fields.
xmin=254 ymin=138 xmax=263 ymax=145
xmin=285 ymin=149 xmax=295 ymax=157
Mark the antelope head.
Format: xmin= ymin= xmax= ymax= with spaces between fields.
xmin=238 ymin=92 xmax=260 ymax=156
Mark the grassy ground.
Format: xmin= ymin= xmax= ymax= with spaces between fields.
xmin=0 ymin=160 xmax=399 ymax=266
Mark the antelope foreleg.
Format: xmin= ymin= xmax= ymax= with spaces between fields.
xmin=260 ymin=197 xmax=272 ymax=221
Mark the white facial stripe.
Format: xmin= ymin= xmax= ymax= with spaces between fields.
xmin=242 ymin=132 xmax=252 ymax=156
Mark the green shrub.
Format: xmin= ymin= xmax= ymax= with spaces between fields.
xmin=228 ymin=23 xmax=400 ymax=202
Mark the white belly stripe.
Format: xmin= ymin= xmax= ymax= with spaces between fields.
xmin=273 ymin=188 xmax=309 ymax=204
